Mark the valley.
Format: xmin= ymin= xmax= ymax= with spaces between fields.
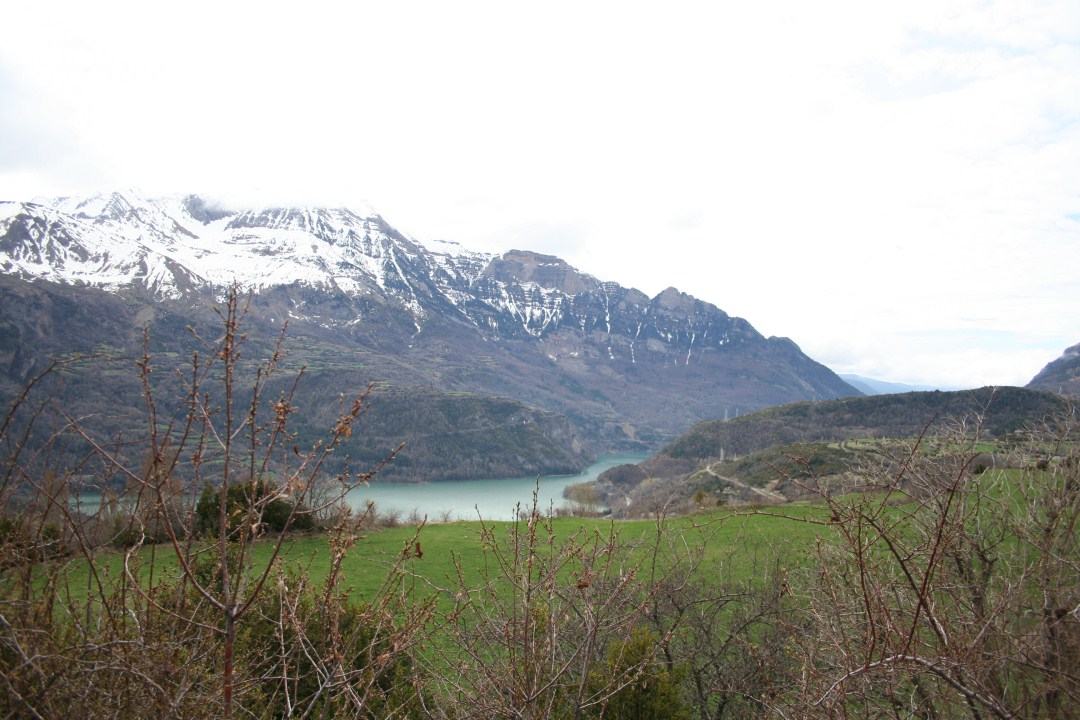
xmin=2 ymin=194 xmax=1077 ymax=717
xmin=0 ymin=190 xmax=859 ymax=484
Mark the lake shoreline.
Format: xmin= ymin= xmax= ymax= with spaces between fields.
xmin=345 ymin=452 xmax=650 ymax=522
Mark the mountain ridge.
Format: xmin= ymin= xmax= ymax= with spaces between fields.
xmin=840 ymin=374 xmax=955 ymax=395
xmin=1 ymin=189 xmax=860 ymax=481
xmin=1027 ymin=342 xmax=1080 ymax=397
xmin=591 ymin=385 xmax=1070 ymax=516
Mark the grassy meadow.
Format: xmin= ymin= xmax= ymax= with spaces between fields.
xmin=54 ymin=500 xmax=832 ymax=613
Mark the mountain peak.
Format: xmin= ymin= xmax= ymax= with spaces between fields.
xmin=45 ymin=189 xmax=146 ymax=220
xmin=0 ymin=189 xmax=860 ymax=441
xmin=655 ymin=286 xmax=689 ymax=306
xmin=182 ymin=194 xmax=235 ymax=225
xmin=1028 ymin=342 xmax=1080 ymax=396
xmin=484 ymin=249 xmax=595 ymax=295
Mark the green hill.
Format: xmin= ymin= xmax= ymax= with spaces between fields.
xmin=591 ymin=386 xmax=1068 ymax=514
xmin=662 ymin=386 xmax=1065 ymax=462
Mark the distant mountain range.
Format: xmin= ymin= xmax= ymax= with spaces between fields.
xmin=0 ymin=190 xmax=860 ymax=481
xmin=839 ymin=374 xmax=955 ymax=395
xmin=842 ymin=341 xmax=1080 ymax=399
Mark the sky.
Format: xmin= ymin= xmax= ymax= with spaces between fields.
xmin=1 ymin=1 xmax=1077 ymax=389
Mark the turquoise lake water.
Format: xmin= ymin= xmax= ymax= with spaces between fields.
xmin=69 ymin=453 xmax=650 ymax=523
xmin=344 ymin=452 xmax=649 ymax=521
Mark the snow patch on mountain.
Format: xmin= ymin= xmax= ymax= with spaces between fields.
xmin=0 ymin=189 xmax=779 ymax=365
xmin=1 ymin=190 xmax=449 ymax=314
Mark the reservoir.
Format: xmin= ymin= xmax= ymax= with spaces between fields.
xmin=345 ymin=452 xmax=649 ymax=522
xmin=69 ymin=453 xmax=651 ymax=523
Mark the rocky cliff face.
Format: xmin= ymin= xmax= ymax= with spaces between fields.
xmin=0 ymin=190 xmax=860 ymax=477
xmin=1028 ymin=343 xmax=1080 ymax=397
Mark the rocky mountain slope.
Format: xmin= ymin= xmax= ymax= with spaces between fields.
xmin=1027 ymin=342 xmax=1080 ymax=397
xmin=0 ymin=190 xmax=859 ymax=480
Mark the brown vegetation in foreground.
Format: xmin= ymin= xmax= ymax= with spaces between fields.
xmin=2 ymin=292 xmax=1077 ymax=718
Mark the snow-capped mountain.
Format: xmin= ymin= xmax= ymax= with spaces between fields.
xmin=0 ymin=189 xmax=859 ymax=460
xmin=1 ymin=190 xmax=752 ymax=345
xmin=2 ymin=191 xmax=473 ymax=312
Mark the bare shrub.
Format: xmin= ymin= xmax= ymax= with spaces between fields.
xmin=776 ymin=404 xmax=1080 ymax=718
xmin=0 ymin=286 xmax=428 ymax=719
xmin=417 ymin=488 xmax=695 ymax=719
xmin=382 ymin=507 xmax=403 ymax=528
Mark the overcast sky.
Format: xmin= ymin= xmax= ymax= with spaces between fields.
xmin=1 ymin=1 xmax=1077 ymax=389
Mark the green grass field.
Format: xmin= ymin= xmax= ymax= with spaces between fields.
xmin=65 ymin=461 xmax=1055 ymax=616
xmin=52 ymin=501 xmax=835 ymax=616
